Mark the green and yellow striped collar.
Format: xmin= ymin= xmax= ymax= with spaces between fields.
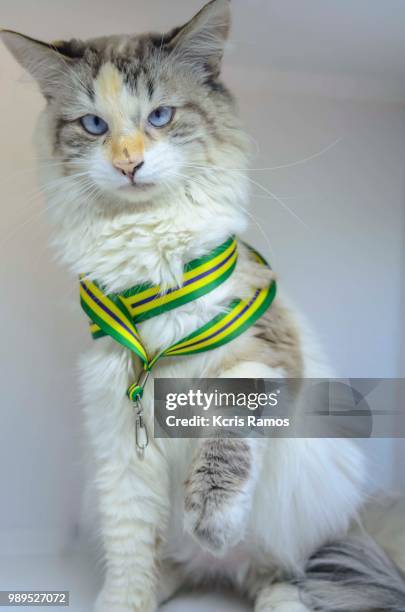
xmin=79 ymin=236 xmax=276 ymax=405
xmin=88 ymin=236 xmax=238 ymax=339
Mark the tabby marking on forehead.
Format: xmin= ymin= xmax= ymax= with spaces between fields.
xmin=96 ymin=62 xmax=123 ymax=100
xmin=94 ymin=62 xmax=147 ymax=163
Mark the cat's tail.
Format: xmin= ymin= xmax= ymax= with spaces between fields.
xmin=294 ymin=535 xmax=405 ymax=611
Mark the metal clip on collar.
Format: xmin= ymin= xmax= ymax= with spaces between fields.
xmin=134 ymin=370 xmax=150 ymax=454
xmin=135 ymin=399 xmax=149 ymax=454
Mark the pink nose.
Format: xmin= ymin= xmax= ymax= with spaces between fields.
xmin=113 ymin=156 xmax=144 ymax=179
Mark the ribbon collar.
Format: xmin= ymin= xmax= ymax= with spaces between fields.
xmin=79 ymin=237 xmax=276 ymax=450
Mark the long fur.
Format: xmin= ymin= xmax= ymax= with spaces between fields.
xmin=1 ymin=1 xmax=404 ymax=610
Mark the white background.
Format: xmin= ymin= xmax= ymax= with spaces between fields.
xmin=0 ymin=1 xmax=404 ymax=610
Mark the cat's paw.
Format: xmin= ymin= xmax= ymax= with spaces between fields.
xmin=94 ymin=605 xmax=134 ymax=612
xmin=94 ymin=589 xmax=157 ymax=612
xmin=184 ymin=439 xmax=254 ymax=555
xmin=184 ymin=476 xmax=251 ymax=555
xmin=255 ymin=585 xmax=311 ymax=612
xmin=266 ymin=604 xmax=310 ymax=612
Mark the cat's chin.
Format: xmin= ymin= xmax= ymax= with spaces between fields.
xmin=111 ymin=181 xmax=164 ymax=204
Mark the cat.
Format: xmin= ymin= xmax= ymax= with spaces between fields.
xmin=2 ymin=1 xmax=405 ymax=610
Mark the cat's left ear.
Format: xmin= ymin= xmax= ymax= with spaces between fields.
xmin=167 ymin=0 xmax=231 ymax=78
xmin=0 ymin=30 xmax=82 ymax=99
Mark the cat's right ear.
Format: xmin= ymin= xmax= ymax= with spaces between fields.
xmin=0 ymin=30 xmax=77 ymax=99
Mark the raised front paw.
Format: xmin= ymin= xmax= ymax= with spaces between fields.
xmin=183 ymin=439 xmax=253 ymax=555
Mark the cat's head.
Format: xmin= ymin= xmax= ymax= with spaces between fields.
xmin=1 ymin=0 xmax=247 ymax=212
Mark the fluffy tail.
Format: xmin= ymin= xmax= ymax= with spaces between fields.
xmin=294 ymin=536 xmax=405 ymax=611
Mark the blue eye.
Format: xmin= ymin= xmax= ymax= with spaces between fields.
xmin=80 ymin=114 xmax=109 ymax=135
xmin=148 ymin=106 xmax=174 ymax=128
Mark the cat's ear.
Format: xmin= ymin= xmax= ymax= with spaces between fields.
xmin=0 ymin=30 xmax=81 ymax=99
xmin=168 ymin=0 xmax=231 ymax=77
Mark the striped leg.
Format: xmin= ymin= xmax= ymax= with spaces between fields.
xmin=184 ymin=361 xmax=281 ymax=555
xmin=184 ymin=436 xmax=258 ymax=554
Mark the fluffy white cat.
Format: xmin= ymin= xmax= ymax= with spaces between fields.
xmin=3 ymin=2 xmax=404 ymax=611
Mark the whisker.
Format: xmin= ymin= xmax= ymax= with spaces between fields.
xmin=244 ymin=175 xmax=309 ymax=229
xmin=172 ymin=168 xmax=309 ymax=228
xmin=170 ymin=171 xmax=276 ymax=262
xmin=0 ymin=157 xmax=90 ymax=194
xmin=233 ymin=201 xmax=276 ymax=260
xmin=0 ymin=176 xmax=98 ymax=246
xmin=181 ymin=138 xmax=341 ymax=172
